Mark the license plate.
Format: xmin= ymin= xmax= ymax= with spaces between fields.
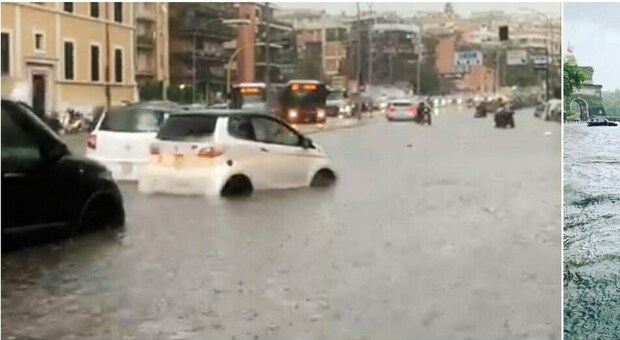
xmin=120 ymin=163 xmax=133 ymax=175
xmin=174 ymin=154 xmax=184 ymax=169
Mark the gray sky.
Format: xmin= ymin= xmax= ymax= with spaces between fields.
xmin=564 ymin=3 xmax=620 ymax=91
xmin=276 ymin=2 xmax=560 ymax=17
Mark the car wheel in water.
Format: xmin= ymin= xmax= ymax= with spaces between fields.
xmin=76 ymin=195 xmax=124 ymax=234
xmin=311 ymin=169 xmax=337 ymax=188
xmin=221 ymin=175 xmax=253 ymax=197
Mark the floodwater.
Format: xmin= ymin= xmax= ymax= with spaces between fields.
xmin=2 ymin=108 xmax=562 ymax=339
xmin=564 ymin=124 xmax=620 ymax=339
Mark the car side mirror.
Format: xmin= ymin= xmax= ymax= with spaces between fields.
xmin=300 ymin=137 xmax=314 ymax=149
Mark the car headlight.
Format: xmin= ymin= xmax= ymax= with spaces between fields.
xmin=288 ymin=109 xmax=298 ymax=118
xmin=317 ymin=109 xmax=326 ymax=118
xmin=341 ymin=105 xmax=351 ymax=113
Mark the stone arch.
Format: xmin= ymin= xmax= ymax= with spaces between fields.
xmin=570 ymin=98 xmax=589 ymax=121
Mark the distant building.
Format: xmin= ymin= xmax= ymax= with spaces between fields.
xmin=168 ymin=3 xmax=237 ymax=103
xmin=1 ymin=2 xmax=137 ymax=115
xmin=134 ymin=3 xmax=169 ymax=86
xmin=564 ymin=50 xmax=605 ymax=119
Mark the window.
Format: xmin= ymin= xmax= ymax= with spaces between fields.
xmin=228 ymin=115 xmax=256 ymax=141
xmin=113 ymin=2 xmax=123 ymax=23
xmin=63 ymin=2 xmax=74 ymax=13
xmin=251 ymin=117 xmax=300 ymax=146
xmin=90 ymin=45 xmax=100 ymax=81
xmin=34 ymin=32 xmax=44 ymax=52
xmin=90 ymin=2 xmax=100 ymax=18
xmin=157 ymin=115 xmax=218 ymax=141
xmin=63 ymin=41 xmax=74 ymax=80
xmin=1 ymin=105 xmax=42 ymax=168
xmin=1 ymin=32 xmax=9 ymax=75
xmin=100 ymin=107 xmax=169 ymax=133
xmin=114 ymin=48 xmax=123 ymax=83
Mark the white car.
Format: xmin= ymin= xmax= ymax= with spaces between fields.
xmin=137 ymin=110 xmax=336 ymax=196
xmin=386 ymin=99 xmax=417 ymax=121
xmin=86 ymin=102 xmax=181 ymax=181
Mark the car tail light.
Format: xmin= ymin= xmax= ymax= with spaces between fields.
xmin=388 ymin=106 xmax=395 ymax=112
xmin=150 ymin=144 xmax=160 ymax=155
xmin=198 ymin=146 xmax=224 ymax=158
xmin=86 ymin=134 xmax=97 ymax=150
xmin=408 ymin=106 xmax=416 ymax=114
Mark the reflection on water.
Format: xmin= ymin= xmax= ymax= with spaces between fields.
xmin=564 ymin=124 xmax=620 ymax=338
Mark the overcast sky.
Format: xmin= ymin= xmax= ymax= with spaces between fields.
xmin=564 ymin=3 xmax=620 ymax=91
xmin=276 ymin=2 xmax=560 ymax=17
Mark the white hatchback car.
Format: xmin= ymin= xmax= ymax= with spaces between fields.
xmin=137 ymin=110 xmax=336 ymax=196
xmin=86 ymin=102 xmax=181 ymax=181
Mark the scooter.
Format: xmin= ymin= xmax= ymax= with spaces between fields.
xmin=474 ymin=104 xmax=487 ymax=118
xmin=415 ymin=107 xmax=432 ymax=126
xmin=494 ymin=106 xmax=515 ymax=128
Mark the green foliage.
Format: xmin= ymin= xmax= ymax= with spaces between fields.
xmin=564 ymin=62 xmax=586 ymax=97
xmin=138 ymin=81 xmax=164 ymax=101
xmin=602 ymin=90 xmax=620 ymax=116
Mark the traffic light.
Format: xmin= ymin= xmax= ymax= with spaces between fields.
xmin=499 ymin=26 xmax=509 ymax=41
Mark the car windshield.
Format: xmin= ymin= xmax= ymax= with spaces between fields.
xmin=391 ymin=102 xmax=411 ymax=107
xmin=100 ymin=106 xmax=171 ymax=133
xmin=157 ymin=115 xmax=218 ymax=142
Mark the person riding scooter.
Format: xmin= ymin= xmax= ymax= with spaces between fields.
xmin=417 ymin=101 xmax=432 ymax=126
xmin=474 ymin=100 xmax=488 ymax=118
xmin=494 ymin=97 xmax=515 ymax=128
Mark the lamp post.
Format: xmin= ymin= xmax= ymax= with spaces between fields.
xmin=225 ymin=42 xmax=283 ymax=91
xmin=520 ymin=8 xmax=554 ymax=100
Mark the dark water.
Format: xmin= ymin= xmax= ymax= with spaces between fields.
xmin=564 ymin=124 xmax=620 ymax=339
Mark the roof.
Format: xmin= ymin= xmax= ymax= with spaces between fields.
xmin=169 ymin=109 xmax=271 ymax=117
xmin=234 ymin=82 xmax=267 ymax=88
xmin=287 ymin=79 xmax=322 ymax=85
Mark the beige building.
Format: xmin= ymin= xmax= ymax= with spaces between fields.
xmin=134 ymin=3 xmax=169 ymax=85
xmin=1 ymin=2 xmax=136 ymax=116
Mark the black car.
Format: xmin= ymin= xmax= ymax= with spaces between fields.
xmin=587 ymin=117 xmax=618 ymax=126
xmin=2 ymin=99 xmax=125 ymax=243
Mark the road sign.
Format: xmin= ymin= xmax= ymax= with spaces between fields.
xmin=532 ymin=55 xmax=549 ymax=70
xmin=506 ymin=50 xmax=527 ymax=66
xmin=452 ymin=64 xmax=470 ymax=74
xmin=454 ymin=51 xmax=483 ymax=66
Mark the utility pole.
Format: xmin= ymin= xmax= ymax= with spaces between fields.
xmin=367 ymin=3 xmax=373 ymax=89
xmin=264 ymin=3 xmax=271 ymax=94
xmin=356 ymin=2 xmax=362 ymax=120
xmin=105 ymin=2 xmax=111 ymax=111
xmin=416 ymin=25 xmax=422 ymax=95
xmin=192 ymin=31 xmax=196 ymax=103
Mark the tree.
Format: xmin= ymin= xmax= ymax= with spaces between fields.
xmin=564 ymin=62 xmax=586 ymax=97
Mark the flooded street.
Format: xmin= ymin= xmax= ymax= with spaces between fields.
xmin=2 ymin=108 xmax=562 ymax=339
xmin=563 ymin=124 xmax=620 ymax=339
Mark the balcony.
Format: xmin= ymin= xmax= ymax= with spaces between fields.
xmin=172 ymin=48 xmax=229 ymax=63
xmin=176 ymin=19 xmax=236 ymax=41
xmin=136 ymin=3 xmax=156 ymax=22
xmin=137 ymin=34 xmax=155 ymax=48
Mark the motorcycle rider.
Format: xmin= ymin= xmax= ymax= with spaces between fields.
xmin=417 ymin=100 xmax=432 ymax=125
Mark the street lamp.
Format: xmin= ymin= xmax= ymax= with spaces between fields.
xmin=520 ymin=7 xmax=555 ymax=101
xmin=225 ymin=42 xmax=284 ymax=91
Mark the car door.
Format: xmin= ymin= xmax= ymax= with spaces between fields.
xmin=251 ymin=116 xmax=315 ymax=188
xmin=1 ymin=103 xmax=68 ymax=233
xmin=226 ymin=114 xmax=279 ymax=190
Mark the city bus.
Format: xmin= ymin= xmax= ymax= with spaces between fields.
xmin=229 ymin=82 xmax=278 ymax=114
xmin=278 ymin=80 xmax=328 ymax=124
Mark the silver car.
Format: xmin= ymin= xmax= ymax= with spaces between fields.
xmin=386 ymin=99 xmax=417 ymax=121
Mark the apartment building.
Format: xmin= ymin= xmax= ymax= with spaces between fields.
xmin=134 ymin=3 xmax=169 ymax=85
xmin=277 ymin=9 xmax=347 ymax=81
xmin=1 ymin=2 xmax=136 ymax=116
xmin=168 ymin=3 xmax=237 ymax=103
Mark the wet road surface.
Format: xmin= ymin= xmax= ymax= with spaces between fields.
xmin=563 ymin=123 xmax=620 ymax=339
xmin=2 ymin=107 xmax=562 ymax=339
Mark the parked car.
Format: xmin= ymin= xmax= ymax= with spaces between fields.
xmin=587 ymin=117 xmax=618 ymax=126
xmin=1 ymin=99 xmax=125 ymax=241
xmin=386 ymin=99 xmax=417 ymax=121
xmin=86 ymin=101 xmax=182 ymax=181
xmin=138 ymin=110 xmax=337 ymax=196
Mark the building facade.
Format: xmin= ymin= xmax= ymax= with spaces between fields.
xmin=134 ymin=3 xmax=169 ymax=86
xmin=1 ymin=2 xmax=137 ymax=115
xmin=168 ymin=3 xmax=237 ymax=103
